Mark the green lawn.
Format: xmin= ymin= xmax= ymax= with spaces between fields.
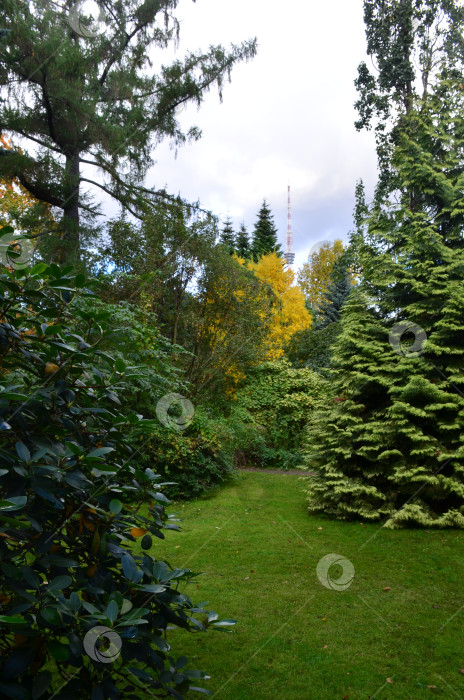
xmin=148 ymin=472 xmax=464 ymax=700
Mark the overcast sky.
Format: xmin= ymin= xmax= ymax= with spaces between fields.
xmin=143 ymin=0 xmax=379 ymax=269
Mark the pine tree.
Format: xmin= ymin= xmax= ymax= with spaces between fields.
xmin=251 ymin=200 xmax=281 ymax=261
xmin=219 ymin=216 xmax=235 ymax=255
xmin=235 ymin=222 xmax=250 ymax=259
xmin=303 ymin=82 xmax=464 ymax=528
xmin=0 ymin=0 xmax=257 ymax=261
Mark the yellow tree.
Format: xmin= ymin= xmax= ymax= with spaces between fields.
xmin=297 ymin=240 xmax=345 ymax=312
xmin=246 ymin=252 xmax=312 ymax=360
xmin=184 ymin=251 xmax=275 ymax=401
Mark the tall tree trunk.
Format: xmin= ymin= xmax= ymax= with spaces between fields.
xmin=57 ymin=151 xmax=80 ymax=264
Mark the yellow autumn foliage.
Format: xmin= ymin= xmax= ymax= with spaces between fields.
xmin=245 ymin=252 xmax=312 ymax=360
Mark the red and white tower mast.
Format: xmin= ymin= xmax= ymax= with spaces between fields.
xmin=285 ymin=184 xmax=295 ymax=266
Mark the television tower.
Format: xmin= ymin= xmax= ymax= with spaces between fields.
xmin=285 ymin=185 xmax=295 ymax=266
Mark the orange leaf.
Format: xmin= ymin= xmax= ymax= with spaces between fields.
xmin=130 ymin=528 xmax=147 ymax=538
xmin=86 ymin=564 xmax=97 ymax=578
xmin=82 ymin=517 xmax=96 ymax=532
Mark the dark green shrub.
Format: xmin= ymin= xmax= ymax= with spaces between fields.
xmin=134 ymin=409 xmax=236 ymax=500
xmin=0 ymin=245 xmax=234 ymax=699
xmin=71 ymin=288 xmax=236 ymax=502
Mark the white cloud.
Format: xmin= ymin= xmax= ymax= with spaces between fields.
xmin=144 ymin=0 xmax=379 ymax=265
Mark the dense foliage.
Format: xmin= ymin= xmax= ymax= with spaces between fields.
xmin=134 ymin=409 xmax=236 ymax=500
xmin=0 ymin=0 xmax=257 ymax=260
xmin=286 ymin=247 xmax=353 ymax=373
xmin=355 ymin=0 xmax=464 ymax=197
xmin=98 ymin=206 xmax=276 ymax=404
xmin=0 ymin=249 xmax=235 ymax=699
xmin=297 ymin=240 xmax=345 ymax=314
xmin=233 ymin=360 xmax=328 ymax=470
xmin=303 ymin=84 xmax=464 ymax=528
xmin=245 ymin=253 xmax=311 ymax=361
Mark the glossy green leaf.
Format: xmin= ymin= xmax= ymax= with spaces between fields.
xmin=0 ymin=616 xmax=26 ymax=625
xmin=114 ymin=358 xmax=126 ymax=373
xmin=105 ymin=600 xmax=118 ymax=623
xmin=0 ymin=497 xmax=27 ymax=512
xmin=87 ymin=447 xmax=114 ymax=458
xmin=47 ymin=640 xmax=69 ymax=661
xmin=15 ymin=442 xmax=30 ymax=463
xmin=46 ymin=575 xmax=72 ymax=595
xmin=109 ymin=499 xmax=123 ymax=514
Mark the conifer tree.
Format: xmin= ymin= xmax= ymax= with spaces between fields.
xmin=315 ymin=254 xmax=352 ymax=329
xmin=0 ymin=0 xmax=257 ymax=261
xmin=304 ymin=82 xmax=464 ymax=528
xmin=219 ymin=216 xmax=235 ymax=254
xmin=251 ymin=200 xmax=281 ymax=261
xmin=236 ymin=222 xmax=250 ymax=259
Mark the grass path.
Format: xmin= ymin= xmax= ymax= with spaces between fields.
xmin=150 ymin=472 xmax=464 ymax=700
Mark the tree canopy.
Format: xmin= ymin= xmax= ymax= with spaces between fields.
xmin=0 ymin=0 xmax=257 ymax=261
xmin=246 ymin=252 xmax=312 ymax=360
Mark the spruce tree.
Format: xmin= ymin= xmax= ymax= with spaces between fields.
xmin=236 ymin=222 xmax=250 ymax=259
xmin=304 ymin=83 xmax=464 ymax=528
xmin=251 ymin=200 xmax=281 ymax=261
xmin=219 ymin=216 xmax=235 ymax=255
xmin=315 ymin=254 xmax=352 ymax=329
